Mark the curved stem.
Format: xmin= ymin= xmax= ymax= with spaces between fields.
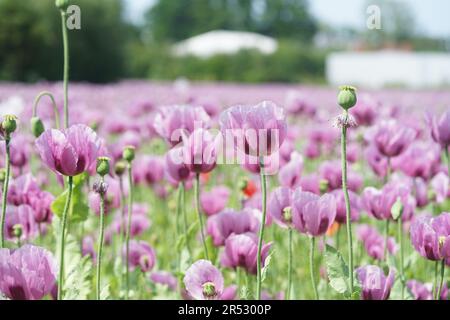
xmin=57 ymin=175 xmax=73 ymax=300
xmin=125 ymin=164 xmax=134 ymax=300
xmin=33 ymin=91 xmax=60 ymax=129
xmin=309 ymin=236 xmax=319 ymax=300
xmin=60 ymin=10 xmax=69 ymax=128
xmin=436 ymin=259 xmax=445 ymax=300
xmin=195 ymin=173 xmax=209 ymax=260
xmin=286 ymin=227 xmax=293 ymax=300
xmin=0 ymin=137 xmax=11 ymax=248
xmin=96 ymin=176 xmax=106 ymax=300
xmin=256 ymin=157 xmax=267 ymax=300
xmin=340 ymin=111 xmax=354 ymax=293
xmin=397 ymin=218 xmax=405 ymax=299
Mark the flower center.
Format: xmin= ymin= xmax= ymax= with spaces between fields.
xmin=283 ymin=206 xmax=292 ymax=223
xmin=202 ymin=282 xmax=217 ymax=298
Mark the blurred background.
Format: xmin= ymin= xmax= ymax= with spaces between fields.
xmin=0 ymin=0 xmax=449 ymax=88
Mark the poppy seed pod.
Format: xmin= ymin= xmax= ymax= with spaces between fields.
xmin=114 ymin=160 xmax=126 ymax=176
xmin=30 ymin=117 xmax=45 ymax=138
xmin=55 ymin=0 xmax=69 ymax=10
xmin=123 ymin=145 xmax=135 ymax=162
xmin=96 ymin=157 xmax=110 ymax=176
xmin=337 ymin=86 xmax=357 ymax=110
xmin=2 ymin=115 xmax=17 ymax=135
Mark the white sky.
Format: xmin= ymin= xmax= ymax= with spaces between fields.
xmin=123 ymin=0 xmax=450 ymax=38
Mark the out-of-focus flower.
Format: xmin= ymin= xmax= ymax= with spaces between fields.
xmin=268 ymin=187 xmax=294 ymax=228
xmin=35 ymin=124 xmax=101 ymax=176
xmin=183 ymin=128 xmax=218 ymax=174
xmin=133 ymin=156 xmax=165 ymax=185
xmin=331 ymin=189 xmax=360 ymax=224
xmin=370 ymin=120 xmax=415 ymax=158
xmin=406 ymin=280 xmax=448 ymax=300
xmin=200 ymin=186 xmax=230 ymax=216
xmin=149 ymin=271 xmax=178 ymax=291
xmin=0 ymin=245 xmax=57 ymax=300
xmin=425 ymin=110 xmax=450 ymax=147
xmin=356 ymin=265 xmax=395 ymax=300
xmin=221 ymin=232 xmax=271 ymax=274
xmin=123 ymin=240 xmax=156 ymax=273
xmin=4 ymin=205 xmax=38 ymax=242
xmin=393 ymin=142 xmax=441 ymax=180
xmin=292 ymin=191 xmax=336 ymax=236
xmin=357 ymin=224 xmax=398 ymax=261
xmin=430 ymin=172 xmax=449 ymax=204
xmin=165 ymin=146 xmax=192 ymax=183
xmin=319 ymin=161 xmax=362 ymax=192
xmin=81 ymin=235 xmax=96 ymax=263
xmin=184 ymin=259 xmax=224 ymax=300
xmin=350 ymin=95 xmax=378 ymax=126
xmin=365 ymin=144 xmax=389 ymax=178
xmin=278 ymin=152 xmax=303 ymax=189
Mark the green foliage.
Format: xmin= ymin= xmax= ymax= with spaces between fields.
xmin=51 ymin=174 xmax=89 ymax=223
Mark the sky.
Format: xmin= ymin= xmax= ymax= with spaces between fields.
xmin=123 ymin=0 xmax=450 ymax=38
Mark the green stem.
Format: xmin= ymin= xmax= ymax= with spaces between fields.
xmin=96 ymin=176 xmax=106 ymax=300
xmin=33 ymin=91 xmax=60 ymax=129
xmin=309 ymin=236 xmax=319 ymax=300
xmin=125 ymin=163 xmax=134 ymax=300
xmin=383 ymin=220 xmax=390 ymax=261
xmin=181 ymin=182 xmax=192 ymax=261
xmin=175 ymin=183 xmax=182 ymax=270
xmin=256 ymin=157 xmax=267 ymax=300
xmin=118 ymin=175 xmax=126 ymax=288
xmin=436 ymin=259 xmax=445 ymax=300
xmin=0 ymin=137 xmax=11 ymax=248
xmin=286 ymin=227 xmax=293 ymax=300
xmin=340 ymin=111 xmax=354 ymax=293
xmin=57 ymin=175 xmax=73 ymax=300
xmin=397 ymin=218 xmax=404 ymax=299
xmin=60 ymin=10 xmax=69 ymax=128
xmin=445 ymin=146 xmax=450 ymax=179
xmin=195 ymin=173 xmax=209 ymax=260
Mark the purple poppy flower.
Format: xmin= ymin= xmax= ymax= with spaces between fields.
xmin=183 ymin=259 xmax=224 ymax=300
xmin=356 ymin=265 xmax=395 ymax=300
xmin=219 ymin=101 xmax=287 ymax=157
xmin=331 ymin=189 xmax=360 ymax=224
xmin=35 ymin=124 xmax=101 ymax=176
xmin=4 ymin=205 xmax=38 ymax=242
xmin=0 ymin=245 xmax=57 ymax=300
xmin=261 ymin=290 xmax=285 ymax=300
xmin=430 ymin=172 xmax=449 ymax=204
xmin=221 ymin=232 xmax=271 ymax=274
xmin=133 ymin=156 xmax=165 ymax=186
xmin=268 ymin=187 xmax=294 ymax=228
xmin=123 ymin=240 xmax=156 ymax=273
xmin=149 ymin=271 xmax=178 ymax=291
xmin=108 ymin=204 xmax=151 ymax=241
xmin=425 ymin=110 xmax=450 ymax=147
xmin=357 ymin=225 xmax=398 ymax=261
xmin=319 ymin=161 xmax=362 ymax=192
xmin=349 ymin=94 xmax=378 ymax=126
xmin=278 ymin=152 xmax=303 ymax=189
xmin=299 ymin=174 xmax=320 ymax=194
xmin=206 ymin=208 xmax=260 ymax=246
xmin=220 ymin=285 xmax=238 ymax=300
xmin=393 ymin=142 xmax=441 ymax=179
xmin=370 ymin=120 xmax=415 ymax=158
xmin=365 ymin=144 xmax=389 ymax=178
xmin=291 ymin=190 xmax=337 ymax=236
xmin=201 ymin=186 xmax=230 ymax=216
xmin=8 ymin=135 xmax=31 ymax=169
xmin=182 ymin=128 xmax=218 ymax=174
xmin=410 ymin=213 xmax=450 ymax=261
xmin=406 ymin=280 xmax=433 ymax=300
xmin=165 ymin=146 xmax=192 ymax=183
xmin=284 ymin=91 xmax=316 ymax=117
xmin=414 ymin=178 xmax=429 ymax=208
xmin=154 ymin=105 xmax=210 ymax=146
xmin=81 ymin=235 xmax=96 ymax=263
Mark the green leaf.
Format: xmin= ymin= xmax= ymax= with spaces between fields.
xmin=324 ymin=244 xmax=351 ymax=296
xmin=240 ymin=286 xmax=250 ymax=300
xmin=51 ymin=174 xmax=89 ymax=223
xmin=100 ymin=284 xmax=111 ymax=300
xmin=261 ymin=249 xmax=274 ymax=283
xmin=391 ymin=197 xmax=403 ymax=220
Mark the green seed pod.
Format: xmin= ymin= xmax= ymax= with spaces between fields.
xmin=12 ymin=224 xmax=23 ymax=239
xmin=96 ymin=157 xmax=110 ymax=176
xmin=55 ymin=0 xmax=69 ymax=10
xmin=2 ymin=115 xmax=17 ymax=135
xmin=30 ymin=117 xmax=45 ymax=138
xmin=114 ymin=160 xmax=127 ymax=176
xmin=202 ymin=282 xmax=217 ymax=298
xmin=337 ymin=85 xmax=357 ymax=110
xmin=123 ymin=146 xmax=135 ymax=163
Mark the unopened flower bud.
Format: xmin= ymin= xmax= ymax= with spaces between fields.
xmin=2 ymin=115 xmax=17 ymax=135
xmin=114 ymin=160 xmax=127 ymax=176
xmin=337 ymin=86 xmax=357 ymax=110
xmin=123 ymin=146 xmax=135 ymax=163
xmin=202 ymin=282 xmax=217 ymax=299
xmin=30 ymin=117 xmax=45 ymax=138
xmin=93 ymin=181 xmax=108 ymax=195
xmin=12 ymin=224 xmax=22 ymax=239
xmin=96 ymin=157 xmax=110 ymax=176
xmin=55 ymin=0 xmax=69 ymax=10
xmin=319 ymin=179 xmax=329 ymax=194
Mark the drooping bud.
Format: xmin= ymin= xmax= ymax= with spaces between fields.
xmin=12 ymin=224 xmax=23 ymax=239
xmin=337 ymin=86 xmax=357 ymax=110
xmin=96 ymin=157 xmax=110 ymax=176
xmin=123 ymin=146 xmax=135 ymax=163
xmin=114 ymin=160 xmax=127 ymax=176
xmin=319 ymin=179 xmax=329 ymax=194
xmin=30 ymin=117 xmax=45 ymax=137
xmin=2 ymin=115 xmax=17 ymax=135
xmin=55 ymin=0 xmax=69 ymax=10
xmin=202 ymin=282 xmax=217 ymax=299
xmin=283 ymin=206 xmax=292 ymax=224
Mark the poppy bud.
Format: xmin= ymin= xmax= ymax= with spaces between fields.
xmin=2 ymin=115 xmax=17 ymax=135
xmin=30 ymin=117 xmax=45 ymax=138
xmin=319 ymin=179 xmax=329 ymax=194
xmin=93 ymin=181 xmax=108 ymax=195
xmin=123 ymin=146 xmax=135 ymax=163
xmin=114 ymin=160 xmax=127 ymax=176
xmin=337 ymin=86 xmax=357 ymax=110
xmin=12 ymin=224 xmax=22 ymax=239
xmin=55 ymin=0 xmax=69 ymax=10
xmin=96 ymin=157 xmax=110 ymax=176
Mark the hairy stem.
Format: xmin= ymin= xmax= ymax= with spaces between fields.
xmin=195 ymin=173 xmax=209 ymax=260
xmin=96 ymin=176 xmax=106 ymax=300
xmin=125 ymin=164 xmax=133 ymax=299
